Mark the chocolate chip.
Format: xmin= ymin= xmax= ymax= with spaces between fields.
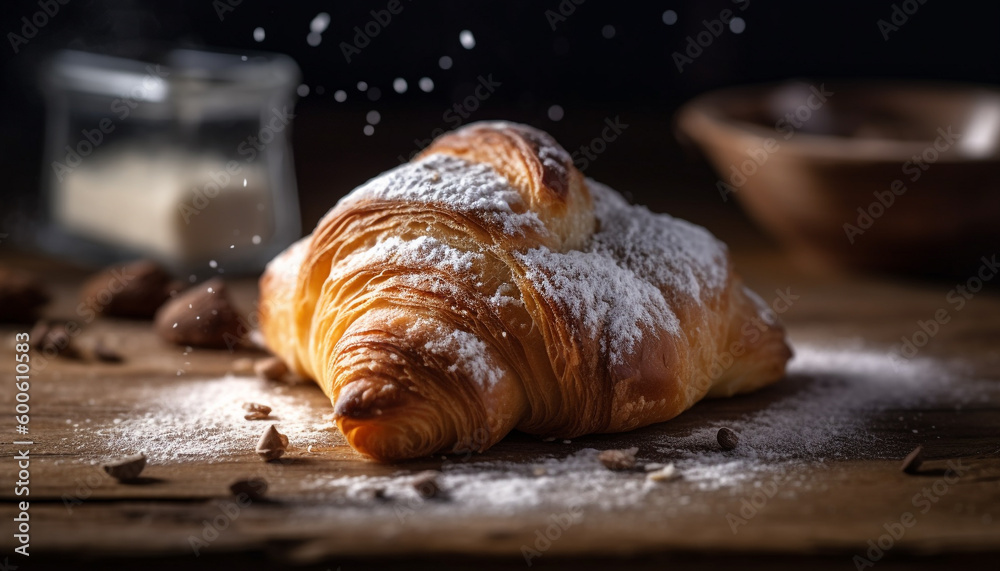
xmin=81 ymin=260 xmax=177 ymax=319
xmin=901 ymin=446 xmax=924 ymax=474
xmin=154 ymin=278 xmax=244 ymax=349
xmin=254 ymin=356 xmax=288 ymax=381
xmin=103 ymin=453 xmax=147 ymax=481
xmin=93 ymin=341 xmax=123 ymax=363
xmin=717 ymin=427 xmax=739 ymax=451
xmin=598 ymin=447 xmax=639 ymax=471
xmin=255 ymin=424 xmax=288 ymax=461
xmin=31 ymin=321 xmax=80 ymax=359
xmin=242 ymin=402 xmax=272 ymax=420
xmin=412 ymin=470 xmax=442 ymax=499
xmin=229 ymin=477 xmax=268 ymax=501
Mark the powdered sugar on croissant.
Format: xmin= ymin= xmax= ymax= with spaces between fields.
xmin=259 ymin=121 xmax=791 ymax=461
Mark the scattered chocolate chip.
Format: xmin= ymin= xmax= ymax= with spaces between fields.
xmin=256 ymin=424 xmax=288 ymax=461
xmin=901 ymin=446 xmax=924 ymax=474
xmin=93 ymin=341 xmax=123 ymax=363
xmin=0 ymin=267 xmax=50 ymax=323
xmin=243 ymin=402 xmax=272 ymax=420
xmin=412 ymin=470 xmax=442 ymax=499
xmin=80 ymin=260 xmax=177 ymax=319
xmin=717 ymin=427 xmax=739 ymax=451
xmin=103 ymin=453 xmax=147 ymax=481
xmin=598 ymin=447 xmax=638 ymax=471
xmin=229 ymin=477 xmax=269 ymax=501
xmin=154 ymin=278 xmax=244 ymax=349
xmin=254 ymin=356 xmax=288 ymax=381
xmin=31 ymin=321 xmax=81 ymax=359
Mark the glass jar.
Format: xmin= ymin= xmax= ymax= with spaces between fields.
xmin=40 ymin=47 xmax=301 ymax=275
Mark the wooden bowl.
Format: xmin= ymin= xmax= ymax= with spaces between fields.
xmin=677 ymin=81 xmax=1000 ymax=276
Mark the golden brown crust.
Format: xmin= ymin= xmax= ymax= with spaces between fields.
xmin=259 ymin=121 xmax=792 ymax=461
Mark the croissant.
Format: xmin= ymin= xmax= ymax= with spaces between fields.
xmin=259 ymin=121 xmax=791 ymax=461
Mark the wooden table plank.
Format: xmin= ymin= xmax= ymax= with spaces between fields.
xmin=1 ymin=251 xmax=999 ymax=569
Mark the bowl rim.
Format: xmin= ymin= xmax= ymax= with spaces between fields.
xmin=676 ymin=79 xmax=1000 ymax=163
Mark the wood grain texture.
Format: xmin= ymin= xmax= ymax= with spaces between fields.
xmin=1 ymin=250 xmax=999 ymax=570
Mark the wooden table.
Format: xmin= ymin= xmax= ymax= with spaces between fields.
xmin=1 ymin=248 xmax=999 ymax=571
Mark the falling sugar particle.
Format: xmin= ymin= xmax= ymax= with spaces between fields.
xmin=297 ymin=84 xmax=310 ymax=97
xmin=662 ymin=10 xmax=678 ymax=25
xmin=252 ymin=235 xmax=262 ymax=245
xmin=548 ymin=105 xmax=564 ymax=121
xmin=229 ymin=244 xmax=235 ymax=249
xmin=243 ymin=178 xmax=247 ymax=187
xmin=207 ymin=287 xmax=215 ymax=293
xmin=419 ymin=77 xmax=434 ymax=92
xmin=357 ymin=81 xmax=368 ymax=91
xmin=366 ymin=110 xmax=381 ymax=125
xmin=439 ymin=56 xmax=453 ymax=70
xmin=188 ymin=275 xmax=197 ymax=283
xmin=208 ymin=260 xmax=218 ymax=268
xmin=459 ymin=30 xmax=476 ymax=49
xmin=306 ymin=32 xmax=322 ymax=47
xmin=334 ymin=90 xmax=347 ymax=102
xmin=602 ymin=25 xmax=615 ymax=39
xmin=730 ymin=17 xmax=746 ymax=34
xmin=393 ymin=77 xmax=407 ymax=93
xmin=253 ymin=27 xmax=265 ymax=42
xmin=241 ymin=55 xmax=248 ymax=61
xmin=363 ymin=125 xmax=375 ymax=136
xmin=310 ymin=12 xmax=330 ymax=33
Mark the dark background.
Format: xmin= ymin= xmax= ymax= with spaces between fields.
xmin=1 ymin=0 xmax=998 ymax=248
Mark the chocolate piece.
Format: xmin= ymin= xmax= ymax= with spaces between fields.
xmin=229 ymin=477 xmax=269 ymax=501
xmin=81 ymin=260 xmax=177 ymax=319
xmin=93 ymin=341 xmax=124 ymax=363
xmin=154 ymin=278 xmax=244 ymax=349
xmin=717 ymin=427 xmax=739 ymax=451
xmin=31 ymin=321 xmax=80 ymax=359
xmin=412 ymin=470 xmax=442 ymax=499
xmin=901 ymin=446 xmax=924 ymax=474
xmin=103 ymin=453 xmax=147 ymax=481
xmin=255 ymin=424 xmax=288 ymax=461
xmin=243 ymin=402 xmax=272 ymax=420
xmin=254 ymin=356 xmax=288 ymax=381
xmin=598 ymin=447 xmax=638 ymax=471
